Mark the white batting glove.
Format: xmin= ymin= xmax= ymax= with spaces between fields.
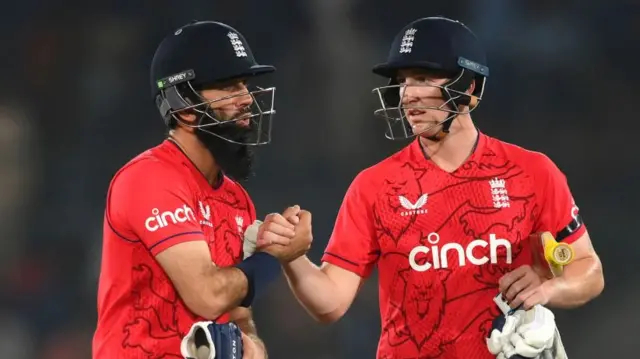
xmin=180 ymin=322 xmax=216 ymax=359
xmin=243 ymin=220 xmax=262 ymax=259
xmin=487 ymin=313 xmax=521 ymax=358
xmin=548 ymin=328 xmax=569 ymax=359
xmin=488 ymin=294 xmax=523 ymax=358
xmin=509 ymin=305 xmax=556 ymax=358
xmin=488 ymin=294 xmax=566 ymax=359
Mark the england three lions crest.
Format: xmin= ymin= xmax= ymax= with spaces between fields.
xmin=489 ymin=178 xmax=510 ymax=209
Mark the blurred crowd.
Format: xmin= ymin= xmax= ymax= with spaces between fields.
xmin=0 ymin=0 xmax=637 ymax=358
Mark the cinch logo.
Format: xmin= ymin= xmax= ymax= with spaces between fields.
xmin=144 ymin=205 xmax=196 ymax=232
xmin=409 ymin=233 xmax=512 ymax=271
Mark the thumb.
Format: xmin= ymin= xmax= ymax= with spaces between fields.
xmin=298 ymin=210 xmax=312 ymax=225
xmin=241 ymin=333 xmax=256 ymax=358
xmin=282 ymin=205 xmax=300 ymax=221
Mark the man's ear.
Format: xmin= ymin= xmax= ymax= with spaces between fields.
xmin=176 ymin=111 xmax=197 ymax=124
xmin=467 ymin=78 xmax=476 ymax=95
xmin=466 ymin=79 xmax=479 ymax=109
xmin=173 ymin=111 xmax=198 ymax=133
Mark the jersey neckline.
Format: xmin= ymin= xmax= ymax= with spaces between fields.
xmin=162 ymin=138 xmax=226 ymax=189
xmin=410 ymin=129 xmax=487 ymax=175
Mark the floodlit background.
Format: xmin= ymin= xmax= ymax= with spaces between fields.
xmin=0 ymin=0 xmax=636 ymax=358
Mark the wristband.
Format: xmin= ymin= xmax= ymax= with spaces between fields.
xmin=234 ymin=252 xmax=281 ymax=307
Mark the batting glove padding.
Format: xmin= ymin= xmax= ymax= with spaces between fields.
xmin=181 ymin=321 xmax=243 ymax=359
xmin=487 ymin=304 xmax=566 ymax=359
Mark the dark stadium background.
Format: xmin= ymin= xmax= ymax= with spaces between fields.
xmin=0 ymin=1 xmax=636 ymax=358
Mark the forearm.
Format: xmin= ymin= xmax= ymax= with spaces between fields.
xmin=546 ymin=255 xmax=604 ymax=308
xmin=192 ymin=252 xmax=280 ymax=319
xmin=191 ymin=266 xmax=248 ymax=319
xmin=282 ymin=256 xmax=341 ymax=321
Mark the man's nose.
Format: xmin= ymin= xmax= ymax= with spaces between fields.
xmin=235 ymin=84 xmax=253 ymax=107
xmin=401 ymin=85 xmax=420 ymax=105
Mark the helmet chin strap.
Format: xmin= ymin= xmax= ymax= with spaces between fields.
xmin=417 ymin=112 xmax=458 ymax=142
xmin=426 ymin=130 xmax=448 ymax=142
xmin=421 ymin=68 xmax=475 ymax=141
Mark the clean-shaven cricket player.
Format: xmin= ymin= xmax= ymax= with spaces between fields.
xmin=92 ymin=20 xmax=312 ymax=359
xmin=279 ymin=17 xmax=604 ymax=358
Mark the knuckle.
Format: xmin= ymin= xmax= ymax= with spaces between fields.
xmin=263 ymin=223 xmax=275 ymax=232
xmin=267 ymin=232 xmax=280 ymax=241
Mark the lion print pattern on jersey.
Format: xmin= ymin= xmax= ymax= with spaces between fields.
xmin=376 ymin=149 xmax=536 ymax=355
xmin=122 ymin=184 xmax=251 ymax=357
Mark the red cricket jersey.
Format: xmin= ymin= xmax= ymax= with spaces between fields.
xmin=322 ymin=133 xmax=586 ymax=359
xmin=92 ymin=140 xmax=256 ymax=359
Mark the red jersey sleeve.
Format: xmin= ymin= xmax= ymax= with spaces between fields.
xmin=107 ymin=161 xmax=204 ymax=256
xmin=322 ymin=171 xmax=380 ymax=278
xmin=531 ymin=153 xmax=586 ymax=244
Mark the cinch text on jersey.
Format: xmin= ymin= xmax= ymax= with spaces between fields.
xmin=409 ymin=233 xmax=512 ymax=271
xmin=144 ymin=205 xmax=196 ymax=232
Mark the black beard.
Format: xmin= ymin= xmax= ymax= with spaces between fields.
xmin=195 ymin=121 xmax=255 ymax=183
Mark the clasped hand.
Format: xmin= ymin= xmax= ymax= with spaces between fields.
xmin=250 ymin=205 xmax=312 ymax=262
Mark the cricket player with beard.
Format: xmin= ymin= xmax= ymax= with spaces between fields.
xmin=93 ymin=20 xmax=312 ymax=359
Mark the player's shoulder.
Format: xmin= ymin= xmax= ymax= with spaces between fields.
xmin=109 ymin=141 xmax=189 ymax=192
xmin=349 ymin=142 xmax=415 ymax=189
xmin=485 ymin=134 xmax=559 ymax=173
